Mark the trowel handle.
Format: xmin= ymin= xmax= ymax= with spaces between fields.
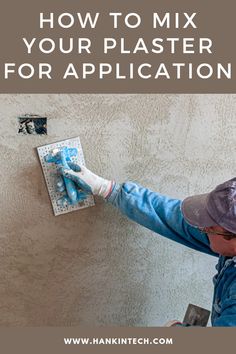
xmin=60 ymin=148 xmax=78 ymax=204
xmin=62 ymin=176 xmax=78 ymax=204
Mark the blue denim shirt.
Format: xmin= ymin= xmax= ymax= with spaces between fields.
xmin=107 ymin=182 xmax=236 ymax=326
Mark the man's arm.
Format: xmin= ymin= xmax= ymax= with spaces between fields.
xmin=212 ymin=277 xmax=236 ymax=327
xmin=59 ymin=164 xmax=217 ymax=256
xmin=213 ymin=309 xmax=236 ymax=326
xmin=212 ymin=296 xmax=236 ymax=326
xmin=107 ymin=182 xmax=218 ymax=257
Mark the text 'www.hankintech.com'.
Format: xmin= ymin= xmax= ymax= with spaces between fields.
xmin=64 ymin=337 xmax=173 ymax=345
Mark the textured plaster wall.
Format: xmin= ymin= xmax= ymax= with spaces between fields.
xmin=0 ymin=94 xmax=235 ymax=326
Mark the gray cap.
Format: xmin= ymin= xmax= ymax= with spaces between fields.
xmin=181 ymin=178 xmax=236 ymax=233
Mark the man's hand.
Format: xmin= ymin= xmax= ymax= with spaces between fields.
xmin=163 ymin=320 xmax=183 ymax=327
xmin=59 ymin=162 xmax=113 ymax=198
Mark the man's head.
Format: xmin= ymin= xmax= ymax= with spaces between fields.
xmin=181 ymin=178 xmax=236 ymax=256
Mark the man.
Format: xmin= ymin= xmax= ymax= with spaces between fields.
xmin=58 ymin=162 xmax=236 ymax=327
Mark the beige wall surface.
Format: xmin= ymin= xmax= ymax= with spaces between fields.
xmin=0 ymin=94 xmax=235 ymax=326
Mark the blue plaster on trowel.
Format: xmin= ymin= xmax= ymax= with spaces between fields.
xmin=37 ymin=137 xmax=95 ymax=216
xmin=44 ymin=147 xmax=77 ymax=164
xmin=44 ymin=147 xmax=86 ymax=205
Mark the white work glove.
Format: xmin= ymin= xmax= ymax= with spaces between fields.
xmin=60 ymin=162 xmax=114 ymax=198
